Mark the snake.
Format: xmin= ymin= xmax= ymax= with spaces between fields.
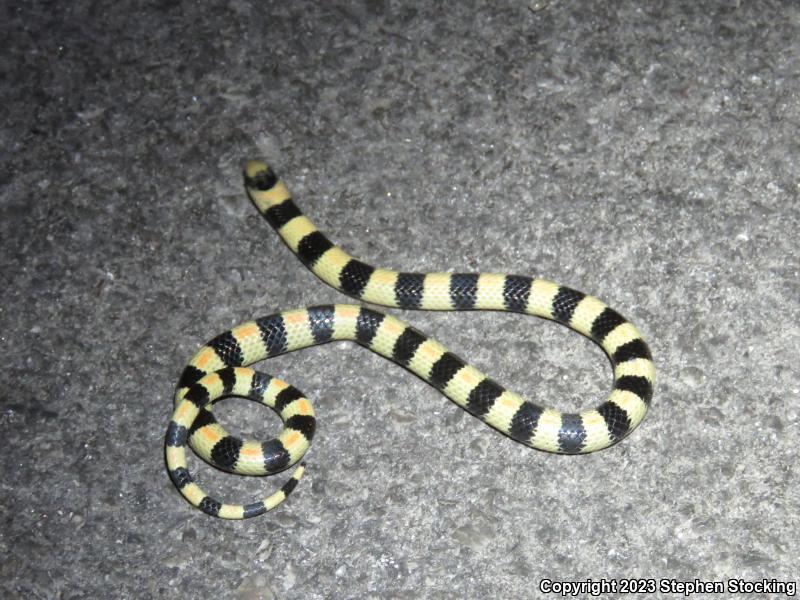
xmin=165 ymin=161 xmax=656 ymax=519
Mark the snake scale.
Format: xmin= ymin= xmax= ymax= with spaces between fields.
xmin=165 ymin=160 xmax=656 ymax=519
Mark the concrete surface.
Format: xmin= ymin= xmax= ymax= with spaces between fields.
xmin=2 ymin=1 xmax=798 ymax=598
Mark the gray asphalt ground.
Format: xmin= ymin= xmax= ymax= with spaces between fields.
xmin=2 ymin=1 xmax=798 ymax=598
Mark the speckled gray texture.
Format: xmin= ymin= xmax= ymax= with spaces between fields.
xmin=2 ymin=1 xmax=798 ymax=598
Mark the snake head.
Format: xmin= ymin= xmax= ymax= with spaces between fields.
xmin=244 ymin=160 xmax=278 ymax=191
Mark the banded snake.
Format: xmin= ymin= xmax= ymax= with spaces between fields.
xmin=165 ymin=161 xmax=656 ymax=519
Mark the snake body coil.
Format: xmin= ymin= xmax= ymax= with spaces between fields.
xmin=166 ymin=161 xmax=656 ymax=519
